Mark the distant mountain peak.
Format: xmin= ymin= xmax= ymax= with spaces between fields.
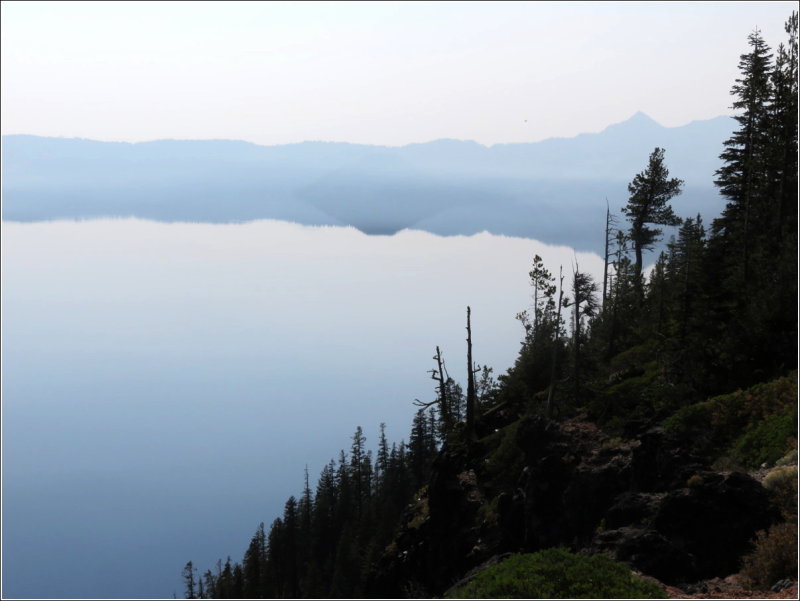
xmin=603 ymin=111 xmax=663 ymax=133
xmin=628 ymin=111 xmax=661 ymax=124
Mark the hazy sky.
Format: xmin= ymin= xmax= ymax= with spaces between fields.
xmin=1 ymin=1 xmax=795 ymax=146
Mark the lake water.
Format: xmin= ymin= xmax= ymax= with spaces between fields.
xmin=2 ymin=218 xmax=603 ymax=598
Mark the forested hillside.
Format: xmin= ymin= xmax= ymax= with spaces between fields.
xmin=182 ymin=14 xmax=797 ymax=599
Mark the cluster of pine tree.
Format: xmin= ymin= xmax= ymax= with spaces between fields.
xmin=503 ymin=14 xmax=797 ymax=425
xmin=183 ymin=351 xmax=500 ymax=598
xmin=182 ymin=420 xmax=427 ymax=598
xmin=182 ymin=14 xmax=797 ymax=599
xmin=181 ymin=401 xmax=473 ymax=599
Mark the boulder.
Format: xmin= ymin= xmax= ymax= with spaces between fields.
xmin=653 ymin=471 xmax=778 ymax=577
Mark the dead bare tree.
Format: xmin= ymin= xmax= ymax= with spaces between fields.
xmin=567 ymin=262 xmax=599 ymax=402
xmin=466 ymin=306 xmax=479 ymax=439
xmin=545 ymin=266 xmax=565 ymax=419
xmin=602 ymin=198 xmax=619 ymax=308
xmin=414 ymin=346 xmax=453 ymax=435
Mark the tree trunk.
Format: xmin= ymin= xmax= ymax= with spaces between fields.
xmin=546 ymin=267 xmax=564 ymax=419
xmin=603 ymin=200 xmax=611 ymax=307
xmin=466 ymin=306 xmax=476 ymax=438
xmin=435 ymin=346 xmax=450 ymax=431
xmin=634 ymin=242 xmax=643 ymax=281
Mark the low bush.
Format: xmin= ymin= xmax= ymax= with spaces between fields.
xmin=731 ymin=409 xmax=797 ymax=468
xmin=664 ymin=372 xmax=797 ymax=462
xmin=775 ymin=448 xmax=797 ymax=466
xmin=446 ymin=548 xmax=666 ymax=599
xmin=763 ymin=466 xmax=798 ymax=520
xmin=481 ymin=420 xmax=523 ymax=497
xmin=741 ymin=522 xmax=798 ymax=588
xmin=591 ymin=361 xmax=666 ymax=434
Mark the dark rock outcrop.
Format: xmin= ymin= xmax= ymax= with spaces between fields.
xmin=652 ymin=471 xmax=777 ymax=578
xmin=593 ymin=527 xmax=696 ymax=583
xmin=367 ymin=417 xmax=779 ymax=596
xmin=631 ymin=427 xmax=705 ymax=491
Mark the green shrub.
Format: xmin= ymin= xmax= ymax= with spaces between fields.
xmin=664 ymin=403 xmax=714 ymax=453
xmin=481 ymin=421 xmax=523 ymax=497
xmin=730 ymin=409 xmax=796 ymax=468
xmin=687 ymin=474 xmax=704 ymax=489
xmin=591 ymin=362 xmax=664 ymax=433
xmin=446 ymin=548 xmax=666 ymax=599
xmin=664 ymin=402 xmax=712 ymax=437
xmin=775 ymin=448 xmax=798 ymax=467
xmin=763 ymin=466 xmax=798 ymax=520
xmin=741 ymin=522 xmax=798 ymax=588
xmin=664 ymin=372 xmax=797 ymax=462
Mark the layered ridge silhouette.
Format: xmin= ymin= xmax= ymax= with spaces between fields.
xmin=2 ymin=113 xmax=733 ymax=253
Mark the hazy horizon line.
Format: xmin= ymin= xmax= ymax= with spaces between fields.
xmin=0 ymin=111 xmax=734 ymax=150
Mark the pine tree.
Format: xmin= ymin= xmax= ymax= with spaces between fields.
xmin=231 ymin=563 xmax=244 ymax=599
xmin=565 ymin=266 xmax=599 ymax=402
xmin=242 ymin=523 xmax=267 ymax=598
xmin=623 ymin=147 xmax=683 ymax=283
xmin=183 ymin=561 xmax=197 ymax=599
xmin=309 ymin=460 xmax=338 ymax=594
xmin=408 ymin=409 xmax=430 ymax=487
xmin=712 ymin=29 xmax=773 ymax=290
xmin=506 ymin=256 xmax=562 ymax=411
xmin=529 ymin=255 xmax=556 ymax=332
xmin=669 ymin=216 xmax=706 ymax=340
xmin=768 ymin=13 xmax=798 ymax=251
xmin=281 ymin=497 xmax=300 ymax=598
xmin=218 ymin=557 xmax=234 ymax=599
xmin=444 ymin=377 xmax=464 ymax=425
xmin=202 ymin=570 xmax=216 ymax=600
xmin=349 ymin=426 xmax=367 ymax=518
xmin=476 ymin=365 xmax=498 ymax=405
xmin=707 ymin=19 xmax=797 ymax=385
xmin=647 ymin=251 xmax=670 ymax=336
xmin=297 ymin=465 xmax=314 ymax=593
xmin=376 ymin=422 xmax=389 ymax=481
xmin=607 ymin=231 xmax=638 ymax=358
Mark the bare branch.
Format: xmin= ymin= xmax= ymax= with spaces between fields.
xmin=413 ymin=398 xmax=438 ymax=408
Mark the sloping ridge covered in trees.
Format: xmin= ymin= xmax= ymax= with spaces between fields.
xmin=182 ymin=13 xmax=798 ymax=599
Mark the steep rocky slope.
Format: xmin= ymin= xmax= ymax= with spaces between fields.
xmin=366 ymin=413 xmax=785 ymax=597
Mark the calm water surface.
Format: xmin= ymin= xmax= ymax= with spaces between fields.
xmin=2 ymin=218 xmax=602 ymax=598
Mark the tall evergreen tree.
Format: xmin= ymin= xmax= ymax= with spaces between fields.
xmin=350 ymin=426 xmax=367 ymax=518
xmin=201 ymin=570 xmax=216 ymax=599
xmin=183 ymin=561 xmax=197 ymax=599
xmin=408 ymin=409 xmax=431 ymax=487
xmin=566 ymin=266 xmax=599 ymax=401
xmin=707 ymin=19 xmax=797 ymax=385
xmin=669 ymin=215 xmax=706 ymax=341
xmin=529 ymin=255 xmax=556 ymax=331
xmin=376 ymin=422 xmax=390 ymax=480
xmin=715 ymin=28 xmax=774 ymax=203
xmin=242 ymin=523 xmax=267 ymax=598
xmin=768 ymin=13 xmax=798 ymax=250
xmin=712 ymin=28 xmax=773 ymax=290
xmin=623 ymin=147 xmax=683 ymax=284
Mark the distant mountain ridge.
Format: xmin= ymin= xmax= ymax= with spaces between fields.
xmin=1 ymin=113 xmax=735 ymax=253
